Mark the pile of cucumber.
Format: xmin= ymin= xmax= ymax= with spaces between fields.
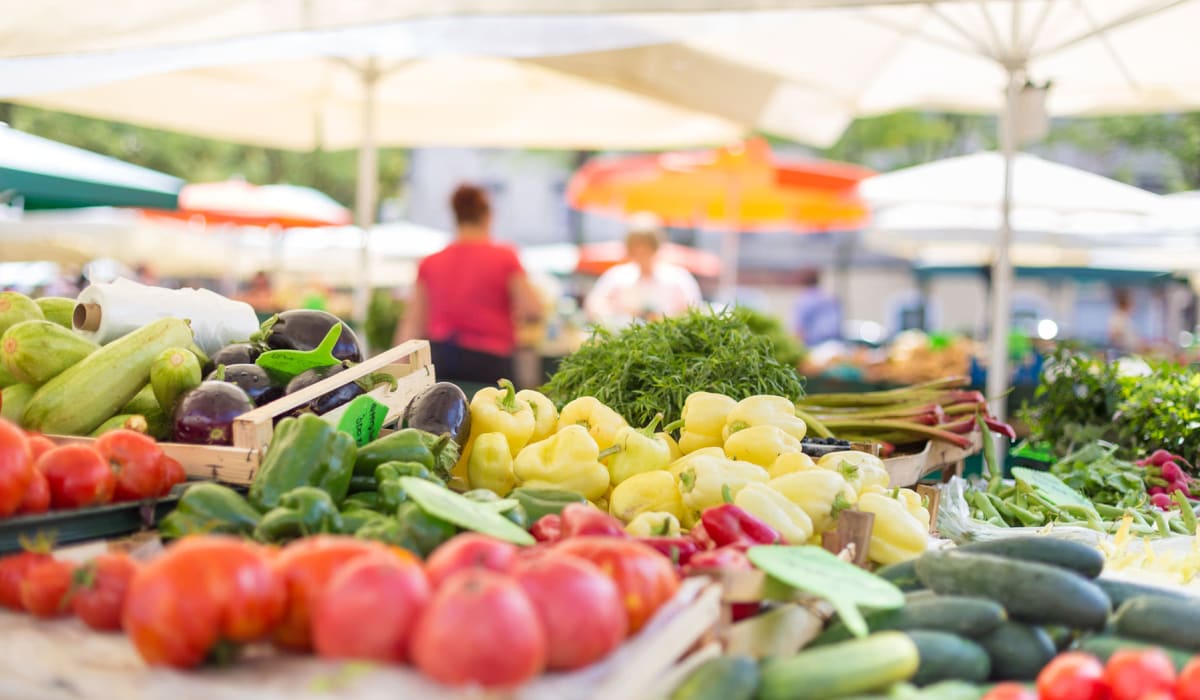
xmin=671 ymin=536 xmax=1200 ymax=700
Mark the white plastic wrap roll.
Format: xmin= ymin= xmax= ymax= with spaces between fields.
xmin=74 ymin=278 xmax=260 ymax=356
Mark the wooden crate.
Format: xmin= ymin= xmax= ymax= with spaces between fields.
xmin=51 ymin=340 xmax=435 ymax=486
xmin=884 ymin=430 xmax=983 ymax=488
xmin=0 ymin=575 xmax=720 ymax=700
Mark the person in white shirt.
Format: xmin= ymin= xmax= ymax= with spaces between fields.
xmin=584 ymin=212 xmax=703 ymax=327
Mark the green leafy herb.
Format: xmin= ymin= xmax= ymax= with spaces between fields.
xmin=543 ymin=307 xmax=806 ymax=426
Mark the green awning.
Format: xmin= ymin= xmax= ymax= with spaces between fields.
xmin=0 ymin=125 xmax=182 ymax=210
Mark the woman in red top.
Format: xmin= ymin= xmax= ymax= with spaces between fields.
xmin=397 ymin=184 xmax=542 ymax=384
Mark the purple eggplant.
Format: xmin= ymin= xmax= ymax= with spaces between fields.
xmin=211 ymin=343 xmax=263 ymax=367
xmin=207 ymin=363 xmax=283 ymax=406
xmin=402 ymin=382 xmax=471 ymax=447
xmin=258 ymin=310 xmax=362 ymax=362
xmin=173 ymin=381 xmax=254 ymax=445
xmin=285 ymin=362 xmax=359 ymax=415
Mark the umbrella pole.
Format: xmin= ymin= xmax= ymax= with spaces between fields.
xmin=353 ymin=59 xmax=380 ymax=333
xmin=717 ymin=175 xmax=743 ymax=306
xmin=986 ymin=68 xmax=1022 ymax=421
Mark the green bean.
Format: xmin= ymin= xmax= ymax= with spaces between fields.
xmin=1174 ymin=491 xmax=1198 ymax=535
xmin=1154 ymin=510 xmax=1171 ymax=538
xmin=1169 ymin=516 xmax=1190 ymax=535
xmin=1007 ymin=502 xmax=1046 ymax=527
xmin=1094 ymin=503 xmax=1127 ymax=518
xmin=971 ymin=491 xmax=1003 ymax=522
xmin=977 ymin=415 xmax=1003 ymax=494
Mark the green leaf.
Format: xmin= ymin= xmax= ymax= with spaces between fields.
xmin=1012 ymin=467 xmax=1097 ymax=514
xmin=398 ymin=477 xmax=534 ymax=545
xmin=747 ymin=545 xmax=904 ymax=638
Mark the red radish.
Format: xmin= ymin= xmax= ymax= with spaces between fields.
xmin=1149 ymin=486 xmax=1166 ymax=496
xmin=1161 ymin=462 xmax=1186 ymax=483
xmin=1151 ymin=493 xmax=1173 ymax=510
xmin=1148 ymin=449 xmax=1176 ymax=467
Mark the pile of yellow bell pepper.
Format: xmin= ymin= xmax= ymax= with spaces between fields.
xmin=455 ymin=383 xmax=932 ymax=565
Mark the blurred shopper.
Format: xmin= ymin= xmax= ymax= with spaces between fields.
xmin=1108 ymin=287 xmax=1139 ymax=354
xmin=397 ymin=184 xmax=542 ymax=384
xmin=238 ymin=270 xmax=278 ymax=312
xmin=583 ymin=212 xmax=702 ymax=327
xmin=792 ymin=268 xmax=842 ymax=345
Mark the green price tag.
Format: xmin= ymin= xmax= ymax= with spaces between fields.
xmin=256 ymin=325 xmax=342 ymax=380
xmin=335 ymin=394 xmax=388 ymax=446
xmin=399 ymin=477 xmax=535 ymax=546
xmin=748 ymin=545 xmax=904 ymax=638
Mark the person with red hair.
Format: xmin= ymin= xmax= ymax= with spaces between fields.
xmin=397 ymin=184 xmax=542 ymax=384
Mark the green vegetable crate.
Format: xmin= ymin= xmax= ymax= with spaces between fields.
xmin=0 ymin=491 xmax=181 ymax=554
xmin=49 ymin=339 xmax=436 ymax=487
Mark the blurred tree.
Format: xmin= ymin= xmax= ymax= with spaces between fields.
xmin=0 ymin=103 xmax=407 ymax=207
xmin=818 ymin=111 xmax=996 ymax=169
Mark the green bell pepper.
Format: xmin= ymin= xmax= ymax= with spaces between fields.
xmin=159 ymin=483 xmax=262 ymax=539
xmin=354 ymin=429 xmax=439 ymax=478
xmin=248 ymin=413 xmax=357 ymax=510
xmin=343 ymin=491 xmax=383 ymax=512
xmin=511 ymin=486 xmax=588 ymax=522
xmin=347 ymin=475 xmax=377 ymax=494
xmin=356 ymin=501 xmax=456 ymax=557
xmin=253 ymin=486 xmax=345 ymax=543
xmin=375 ymin=460 xmax=445 ymax=513
xmin=339 ymin=507 xmax=391 ymax=534
xmin=463 ymin=488 xmax=529 ymax=529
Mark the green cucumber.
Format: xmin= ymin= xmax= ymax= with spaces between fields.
xmin=758 ymin=631 xmax=920 ymax=700
xmin=669 ymin=655 xmax=758 ymax=700
xmin=1042 ymin=625 xmax=1074 ymax=652
xmin=0 ymin=292 xmax=43 ymax=336
xmin=905 ymin=631 xmax=990 ymax=687
xmin=150 ymin=346 xmax=202 ymax=416
xmin=0 ymin=320 xmax=97 ymax=386
xmin=1077 ymin=634 xmax=1195 ymax=672
xmin=1097 ymin=578 xmax=1196 ymax=608
xmin=914 ymin=550 xmax=1109 ymax=630
xmin=815 ymin=596 xmax=1006 ymax=645
xmin=1112 ymin=595 xmax=1200 ymax=651
xmin=977 ymin=622 xmax=1056 ymax=681
xmin=120 ymin=384 xmax=170 ymax=440
xmin=23 ymin=317 xmax=194 ymax=435
xmin=958 ymin=537 xmax=1104 ymax=579
xmin=0 ymin=383 xmax=35 ymax=425
xmin=90 ymin=414 xmax=149 ymax=437
xmin=34 ymin=297 xmax=76 ymax=328
xmin=877 ymin=560 xmax=926 ymax=592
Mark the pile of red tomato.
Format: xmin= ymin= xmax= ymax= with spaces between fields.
xmin=0 ymin=421 xmax=185 ymax=517
xmin=0 ymin=531 xmax=680 ymax=689
xmin=987 ymin=649 xmax=1200 ymax=700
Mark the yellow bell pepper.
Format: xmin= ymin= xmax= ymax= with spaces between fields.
xmin=768 ymin=451 xmax=818 ymax=479
xmin=625 ymin=511 xmax=681 ymax=537
xmin=678 ymin=392 xmax=737 ymax=454
xmin=513 ymin=425 xmax=610 ymax=501
xmin=892 ymin=487 xmax=932 ymax=530
xmin=723 ymin=395 xmax=808 ymax=441
xmin=605 ymin=414 xmax=673 ymax=486
xmin=609 ymin=470 xmax=683 ymax=523
xmin=734 ymin=482 xmax=814 ymax=545
xmin=676 ymin=455 xmax=769 ymax=527
xmin=470 ymin=379 xmax=536 ymax=456
xmin=724 ymin=424 xmax=802 ymax=467
xmin=659 ymin=431 xmax=683 ymax=462
xmin=769 ymin=470 xmax=857 ymax=533
xmin=557 ymin=396 xmax=627 ymax=451
xmin=817 ymin=450 xmax=890 ymax=494
xmin=857 ymin=491 xmax=928 ymax=566
xmin=466 ymin=432 xmax=516 ymax=496
xmin=516 ymin=389 xmax=559 ymax=443
xmin=668 ymin=447 xmax=726 ymax=478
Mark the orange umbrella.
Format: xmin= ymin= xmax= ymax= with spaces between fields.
xmin=141 ymin=180 xmax=351 ymax=229
xmin=567 ymin=138 xmax=873 ymax=233
xmin=577 ymin=240 xmax=722 ymax=277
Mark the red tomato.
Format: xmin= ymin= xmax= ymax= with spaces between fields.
xmin=26 ymin=435 xmax=55 ymax=462
xmin=554 ymin=537 xmax=680 ymax=633
xmin=17 ymin=468 xmax=50 ymax=515
xmin=0 ymin=550 xmax=53 ymax=609
xmin=272 ymin=535 xmax=393 ymax=651
xmin=1104 ymin=648 xmax=1176 ymax=700
xmin=411 ymin=569 xmax=546 ymax=688
xmin=0 ymin=420 xmax=33 ymax=517
xmin=981 ymin=683 xmax=1038 ymax=700
xmin=312 ymin=551 xmax=430 ymax=663
xmin=123 ymin=536 xmax=286 ymax=668
xmin=1139 ymin=692 xmax=1174 ymax=700
xmin=37 ymin=445 xmax=115 ymax=509
xmin=71 ymin=552 xmax=139 ymax=631
xmin=156 ymin=455 xmax=187 ymax=497
xmin=424 ymin=533 xmax=518 ymax=588
xmin=513 ymin=552 xmax=628 ymax=670
xmin=1178 ymin=656 xmax=1200 ymax=700
xmin=19 ymin=559 xmax=77 ymax=618
xmin=94 ymin=430 xmax=164 ymax=502
xmin=1038 ymin=652 xmax=1108 ymax=700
